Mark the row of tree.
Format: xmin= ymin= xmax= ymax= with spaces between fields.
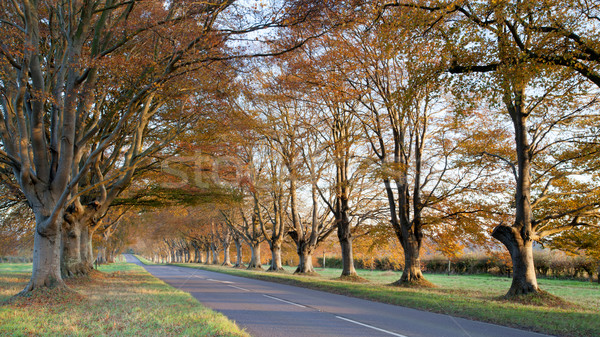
xmin=140 ymin=0 xmax=600 ymax=298
xmin=0 ymin=0 xmax=321 ymax=293
xmin=2 ymin=1 xmax=600 ymax=300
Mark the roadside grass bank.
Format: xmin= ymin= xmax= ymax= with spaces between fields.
xmin=135 ymin=255 xmax=165 ymax=265
xmin=0 ymin=262 xmax=248 ymax=336
xmin=172 ymin=263 xmax=599 ymax=337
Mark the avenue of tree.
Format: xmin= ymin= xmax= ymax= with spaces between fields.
xmin=1 ymin=0 xmax=599 ymax=300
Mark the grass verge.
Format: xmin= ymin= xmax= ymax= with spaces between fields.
xmin=172 ymin=263 xmax=599 ymax=337
xmin=135 ymin=255 xmax=163 ymax=265
xmin=0 ymin=262 xmax=248 ymax=337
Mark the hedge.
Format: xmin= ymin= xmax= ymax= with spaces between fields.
xmin=318 ymin=252 xmax=599 ymax=281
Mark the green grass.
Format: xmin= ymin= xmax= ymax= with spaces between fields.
xmin=135 ymin=255 xmax=165 ymax=265
xmin=0 ymin=262 xmax=248 ymax=336
xmin=172 ymin=263 xmax=600 ymax=337
xmin=303 ymin=266 xmax=600 ymax=312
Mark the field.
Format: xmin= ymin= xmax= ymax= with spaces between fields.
xmin=0 ymin=262 xmax=248 ymax=337
xmin=167 ymin=261 xmax=600 ymax=337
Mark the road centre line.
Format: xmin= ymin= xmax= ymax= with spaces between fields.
xmin=335 ymin=316 xmax=408 ymax=337
xmin=228 ymin=285 xmax=251 ymax=292
xmin=207 ymin=278 xmax=234 ymax=284
xmin=263 ymin=294 xmax=308 ymax=308
xmin=207 ymin=278 xmax=235 ymax=284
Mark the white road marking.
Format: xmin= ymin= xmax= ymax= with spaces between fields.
xmin=228 ymin=285 xmax=251 ymax=292
xmin=263 ymin=294 xmax=307 ymax=308
xmin=206 ymin=278 xmax=234 ymax=284
xmin=335 ymin=316 xmax=408 ymax=337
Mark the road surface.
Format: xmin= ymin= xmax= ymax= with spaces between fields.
xmin=124 ymin=255 xmax=549 ymax=337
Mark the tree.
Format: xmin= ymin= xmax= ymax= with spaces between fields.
xmin=257 ymin=149 xmax=288 ymax=272
xmin=216 ymin=223 xmax=234 ymax=266
xmin=291 ymin=108 xmax=338 ymax=274
xmin=303 ymin=53 xmax=365 ymax=278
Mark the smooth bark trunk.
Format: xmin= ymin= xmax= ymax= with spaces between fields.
xmin=80 ymin=225 xmax=93 ymax=268
xmin=338 ymin=228 xmax=357 ymax=276
xmin=295 ymin=248 xmax=315 ymax=274
xmin=205 ymin=246 xmax=212 ymax=264
xmin=234 ymin=239 xmax=244 ymax=268
xmin=267 ymin=242 xmax=284 ymax=272
xmin=194 ymin=247 xmax=202 ymax=263
xmin=493 ymin=226 xmax=539 ymax=295
xmin=398 ymin=236 xmax=425 ymax=284
xmin=384 ymin=179 xmax=428 ymax=285
xmin=183 ymin=248 xmax=189 ymax=263
xmin=97 ymin=246 xmax=106 ymax=264
xmin=247 ymin=242 xmax=262 ymax=269
xmin=222 ymin=242 xmax=232 ymax=266
xmin=61 ymin=219 xmax=83 ymax=277
xmin=211 ymin=244 xmax=220 ymax=264
xmin=23 ymin=227 xmax=65 ymax=292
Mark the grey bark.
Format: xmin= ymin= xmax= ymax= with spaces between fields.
xmin=248 ymin=242 xmax=262 ymax=269
xmin=233 ymin=235 xmax=244 ymax=268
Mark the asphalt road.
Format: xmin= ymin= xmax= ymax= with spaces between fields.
xmin=124 ymin=254 xmax=550 ymax=337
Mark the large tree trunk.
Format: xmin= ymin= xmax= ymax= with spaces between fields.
xmin=384 ymin=178 xmax=428 ymax=286
xmin=22 ymin=222 xmax=65 ymax=292
xmin=107 ymin=252 xmax=115 ymax=263
xmin=205 ymin=246 xmax=212 ymax=264
xmin=267 ymin=241 xmax=284 ymax=272
xmin=493 ymin=226 xmax=539 ymax=295
xmin=211 ymin=243 xmax=220 ymax=264
xmin=247 ymin=242 xmax=262 ymax=269
xmin=234 ymin=238 xmax=244 ymax=268
xmin=194 ymin=247 xmax=201 ymax=263
xmin=294 ymin=240 xmax=316 ymax=274
xmin=295 ymin=246 xmax=315 ymax=274
xmin=333 ymin=127 xmax=357 ymax=278
xmin=170 ymin=249 xmax=176 ymax=263
xmin=97 ymin=246 xmax=107 ymax=264
xmin=339 ymin=235 xmax=357 ymax=276
xmin=80 ymin=225 xmax=93 ymax=269
xmin=337 ymin=211 xmax=357 ymax=276
xmin=61 ymin=206 xmax=94 ymax=277
xmin=397 ymin=234 xmax=425 ymax=284
xmin=80 ymin=225 xmax=92 ymax=265
xmin=61 ymin=219 xmax=83 ymax=278
xmin=222 ymin=242 xmax=232 ymax=266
